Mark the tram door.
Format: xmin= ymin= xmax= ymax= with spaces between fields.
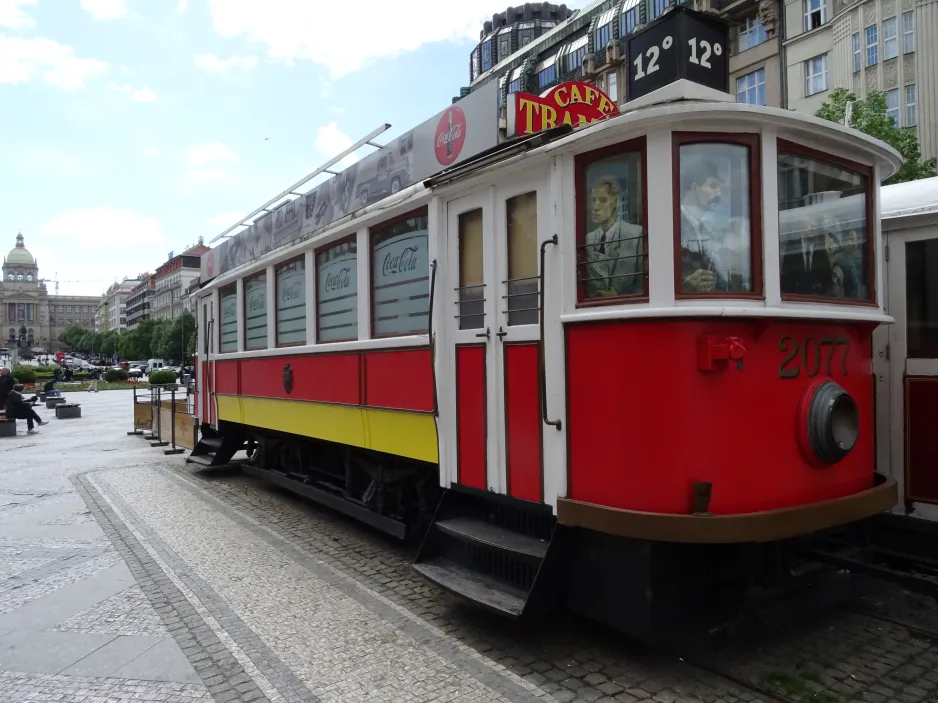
xmin=200 ymin=296 xmax=216 ymax=427
xmin=446 ymin=180 xmax=546 ymax=502
xmin=885 ymin=232 xmax=938 ymax=517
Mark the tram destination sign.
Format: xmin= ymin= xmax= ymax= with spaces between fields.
xmin=506 ymin=81 xmax=620 ymax=138
xmin=626 ymin=6 xmax=730 ymax=102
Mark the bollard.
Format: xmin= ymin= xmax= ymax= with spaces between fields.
xmin=151 ymin=385 xmax=169 ymax=447
xmin=164 ymin=385 xmax=184 ymax=455
xmin=128 ymin=386 xmax=144 ymax=435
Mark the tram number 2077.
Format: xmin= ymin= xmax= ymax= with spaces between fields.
xmin=778 ymin=335 xmax=851 ymax=379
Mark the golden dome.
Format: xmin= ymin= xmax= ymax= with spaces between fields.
xmin=7 ymin=233 xmax=35 ymax=266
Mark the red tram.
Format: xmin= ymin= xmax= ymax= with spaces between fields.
xmin=190 ymin=8 xmax=902 ymax=641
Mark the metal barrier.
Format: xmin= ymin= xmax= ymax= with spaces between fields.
xmin=129 ymin=383 xmax=196 ymax=455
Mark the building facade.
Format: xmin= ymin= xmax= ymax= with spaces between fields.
xmin=152 ymin=245 xmax=208 ymax=321
xmin=1 ymin=233 xmax=99 ymax=351
xmin=125 ymin=275 xmax=155 ymax=330
xmin=104 ymin=278 xmax=142 ymax=333
xmin=465 ymin=0 xmax=933 ymax=159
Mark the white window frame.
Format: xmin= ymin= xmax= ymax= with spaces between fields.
xmin=885 ymin=88 xmax=900 ymax=126
xmin=804 ymin=55 xmax=828 ymax=96
xmin=905 ymin=84 xmax=917 ymax=127
xmin=865 ymin=24 xmax=878 ymax=66
xmin=803 ymin=0 xmax=826 ymax=31
xmin=903 ymin=11 xmax=915 ymax=53
xmin=883 ymin=17 xmax=898 ymax=60
xmin=738 ymin=15 xmax=767 ymax=52
xmin=852 ymin=32 xmax=861 ymax=72
xmin=736 ymin=68 xmax=766 ymax=105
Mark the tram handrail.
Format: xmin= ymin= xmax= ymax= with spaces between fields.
xmin=539 ymin=235 xmax=562 ymax=431
xmin=428 ymin=259 xmax=439 ymax=417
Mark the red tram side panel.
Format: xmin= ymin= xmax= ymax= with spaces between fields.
xmin=566 ymin=319 xmax=875 ymax=516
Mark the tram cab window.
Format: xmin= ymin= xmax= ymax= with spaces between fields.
xmin=317 ymin=239 xmax=358 ymax=342
xmin=457 ymin=209 xmax=485 ymax=330
xmin=244 ymin=271 xmax=268 ymax=351
xmin=276 ymin=258 xmax=306 ymax=346
xmin=506 ymin=192 xmax=539 ymax=325
xmin=219 ymin=285 xmax=238 ymax=353
xmin=777 ymin=144 xmax=871 ymax=302
xmin=575 ymin=139 xmax=647 ymax=303
xmin=676 ymin=136 xmax=760 ymax=297
xmin=906 ymin=240 xmax=938 ymax=358
xmin=371 ymin=211 xmax=430 ymax=337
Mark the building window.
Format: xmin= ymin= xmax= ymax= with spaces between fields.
xmin=803 ymin=0 xmax=825 ymax=31
xmin=805 ymin=55 xmax=827 ymax=96
xmin=317 ymin=238 xmax=357 ymax=342
xmin=606 ymin=71 xmax=618 ymax=102
xmin=651 ymin=0 xmax=671 ymax=20
xmin=508 ymin=78 xmax=521 ymax=93
xmin=594 ymin=21 xmax=612 ymax=50
xmin=57 ymin=317 xmax=63 ymax=324
xmin=621 ymin=8 xmax=638 ymax=35
xmin=903 ymin=11 xmax=915 ymax=53
xmin=576 ymin=138 xmax=647 ymax=302
xmin=778 ymin=144 xmax=871 ymax=302
xmin=66 ymin=305 xmax=72 ymax=312
xmin=505 ymin=192 xmax=539 ymax=325
xmin=537 ymin=64 xmax=557 ymax=88
xmin=471 ymin=48 xmax=481 ymax=81
xmin=886 ymin=88 xmax=900 ymax=125
xmin=481 ymin=39 xmax=493 ymax=72
xmin=852 ymin=32 xmax=861 ymax=72
xmin=457 ymin=210 xmax=485 ymax=330
xmin=675 ymin=134 xmax=761 ymax=297
xmin=371 ymin=211 xmax=429 ymax=337
xmin=16 ymin=274 xmax=22 ymax=281
xmin=219 ymin=285 xmax=237 ymax=353
xmin=275 ymin=258 xmax=306 ymax=346
xmin=865 ymin=25 xmax=878 ymax=66
xmin=883 ymin=17 xmax=898 ymax=60
xmin=738 ymin=16 xmax=767 ymax=52
xmin=6 ymin=274 xmax=11 ymax=281
xmin=498 ymin=30 xmax=512 ymax=61
xmin=243 ymin=271 xmax=267 ymax=350
xmin=564 ymin=37 xmax=588 ymax=74
xmin=25 ymin=274 xmax=32 ymax=282
xmin=737 ymin=68 xmax=766 ymax=105
xmin=906 ymin=84 xmax=917 ymax=126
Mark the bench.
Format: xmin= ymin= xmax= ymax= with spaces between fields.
xmin=56 ymin=403 xmax=81 ymax=419
xmin=0 ymin=415 xmax=15 ymax=437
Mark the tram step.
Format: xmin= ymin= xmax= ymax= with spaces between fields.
xmin=185 ymin=452 xmax=219 ymax=467
xmin=186 ymin=430 xmax=246 ymax=467
xmin=199 ymin=436 xmax=223 ymax=450
xmin=435 ymin=517 xmax=549 ymax=561
xmin=413 ymin=558 xmax=527 ymax=617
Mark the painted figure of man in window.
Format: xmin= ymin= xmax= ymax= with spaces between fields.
xmin=584 ymin=176 xmax=644 ymax=298
xmin=679 ymin=158 xmax=728 ymax=293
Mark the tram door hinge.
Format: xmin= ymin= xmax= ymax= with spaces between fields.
xmin=885 ymin=244 xmax=889 ymax=262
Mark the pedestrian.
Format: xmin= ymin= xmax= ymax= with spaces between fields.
xmin=0 ymin=368 xmax=14 ymax=408
xmin=5 ymin=384 xmax=46 ymax=434
xmin=88 ymin=367 xmax=100 ymax=393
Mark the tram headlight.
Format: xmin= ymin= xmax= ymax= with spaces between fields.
xmin=800 ymin=380 xmax=859 ymax=466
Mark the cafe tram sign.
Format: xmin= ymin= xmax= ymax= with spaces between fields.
xmin=505 ymin=81 xmax=620 ymax=138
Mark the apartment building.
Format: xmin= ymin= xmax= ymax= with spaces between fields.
xmin=152 ymin=245 xmax=208 ymax=321
xmin=782 ymin=0 xmax=932 ymax=157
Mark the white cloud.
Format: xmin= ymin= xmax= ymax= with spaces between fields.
xmin=206 ymin=212 xmax=244 ymax=228
xmin=79 ymin=0 xmax=127 ymax=20
xmin=0 ymin=0 xmax=38 ymax=30
xmin=314 ymin=122 xmax=358 ymax=169
xmin=176 ymin=0 xmax=188 ymax=12
xmin=193 ymin=53 xmax=256 ymax=72
xmin=0 ymin=35 xmax=109 ymax=90
xmin=144 ymin=146 xmax=159 ymax=158
xmin=108 ymin=81 xmax=158 ymax=102
xmin=185 ymin=142 xmax=239 ymax=184
xmin=184 ymin=168 xmax=232 ymax=184
xmin=41 ymin=208 xmax=164 ymax=248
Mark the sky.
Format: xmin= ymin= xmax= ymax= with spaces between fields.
xmin=0 ymin=0 xmax=586 ymax=297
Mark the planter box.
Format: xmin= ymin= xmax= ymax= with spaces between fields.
xmin=46 ymin=397 xmax=66 ymax=409
xmin=38 ymin=392 xmax=47 ymax=402
xmin=56 ymin=404 xmax=81 ymax=419
xmin=0 ymin=419 xmax=15 ymax=437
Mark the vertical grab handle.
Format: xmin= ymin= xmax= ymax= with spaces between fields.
xmin=428 ymin=260 xmax=439 ymax=417
xmin=539 ymin=235 xmax=562 ymax=431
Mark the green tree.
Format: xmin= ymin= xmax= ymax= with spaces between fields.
xmin=58 ymin=325 xmax=87 ymax=351
xmin=816 ymin=88 xmax=937 ymax=185
xmin=99 ymin=330 xmax=119 ymax=358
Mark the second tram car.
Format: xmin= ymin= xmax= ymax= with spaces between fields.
xmin=189 ymin=8 xmax=902 ymax=641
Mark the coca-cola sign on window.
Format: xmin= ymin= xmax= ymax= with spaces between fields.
xmin=434 ymin=106 xmax=467 ymax=166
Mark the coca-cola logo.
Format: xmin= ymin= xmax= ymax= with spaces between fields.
xmin=434 ymin=106 xmax=467 ymax=166
xmin=382 ymin=245 xmax=420 ymax=277
xmin=324 ymin=267 xmax=352 ymax=293
xmin=280 ymin=279 xmax=302 ymax=303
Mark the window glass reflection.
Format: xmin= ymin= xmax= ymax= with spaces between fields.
xmin=906 ymin=240 xmax=938 ymax=358
xmin=578 ymin=150 xmax=645 ymax=300
xmin=778 ymin=153 xmax=868 ymax=300
xmin=678 ymin=143 xmax=752 ymax=294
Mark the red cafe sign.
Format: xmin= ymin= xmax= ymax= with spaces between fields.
xmin=506 ymin=81 xmax=619 ymax=138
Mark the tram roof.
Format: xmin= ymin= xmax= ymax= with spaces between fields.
xmin=881 ymin=176 xmax=938 ymax=220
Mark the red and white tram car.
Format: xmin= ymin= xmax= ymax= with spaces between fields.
xmin=190 ymin=8 xmax=903 ymax=641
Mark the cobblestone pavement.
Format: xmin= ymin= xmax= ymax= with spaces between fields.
xmin=4 ymin=391 xmax=938 ymax=702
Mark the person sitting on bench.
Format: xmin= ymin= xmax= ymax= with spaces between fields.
xmin=6 ymin=384 xmax=47 ymax=434
xmin=44 ymin=380 xmax=62 ymax=398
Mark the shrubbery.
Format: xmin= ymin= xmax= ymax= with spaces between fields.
xmin=12 ymin=365 xmax=36 ymax=384
xmin=104 ymin=368 xmax=129 ymax=383
xmin=148 ymin=369 xmax=177 ymax=385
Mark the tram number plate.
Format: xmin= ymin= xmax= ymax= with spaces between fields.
xmin=778 ymin=335 xmax=850 ymax=379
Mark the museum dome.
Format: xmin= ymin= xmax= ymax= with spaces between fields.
xmin=6 ymin=232 xmax=35 ymax=266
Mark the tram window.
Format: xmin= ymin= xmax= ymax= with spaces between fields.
xmin=243 ymin=271 xmax=268 ymax=351
xmin=777 ymin=144 xmax=871 ymax=302
xmin=219 ymin=285 xmax=238 ymax=353
xmin=371 ymin=210 xmax=430 ymax=337
xmin=317 ymin=238 xmax=358 ymax=343
xmin=458 ymin=209 xmax=485 ymax=330
xmin=676 ymin=135 xmax=761 ymax=297
xmin=905 ymin=240 xmax=938 ymax=358
xmin=276 ymin=257 xmax=306 ymax=346
xmin=576 ymin=139 xmax=647 ymax=303
xmin=506 ymin=192 xmax=539 ymax=325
